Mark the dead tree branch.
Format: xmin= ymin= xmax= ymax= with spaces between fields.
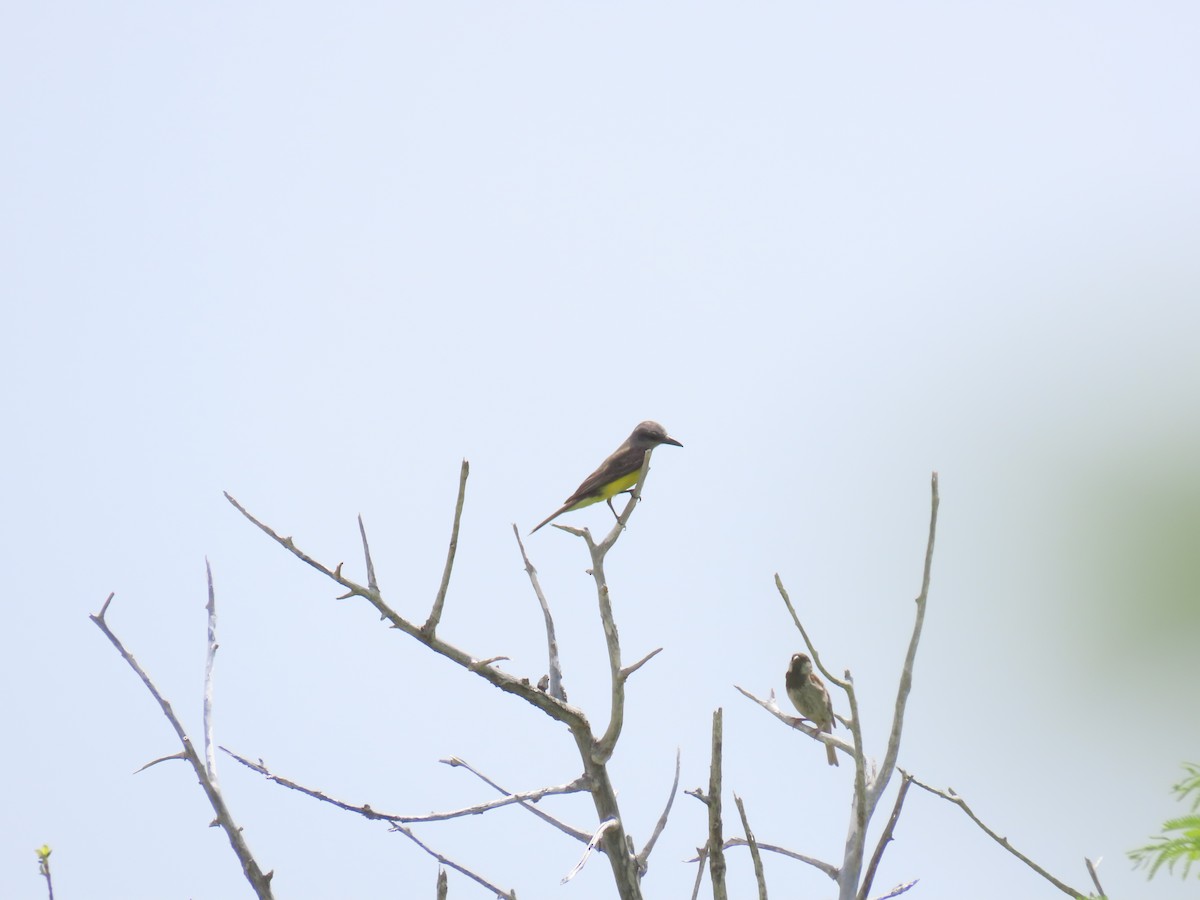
xmin=734 ymin=793 xmax=767 ymax=900
xmin=225 ymin=452 xmax=660 ymax=900
xmin=90 ymin=588 xmax=274 ymax=899
xmin=908 ymin=774 xmax=1091 ymax=898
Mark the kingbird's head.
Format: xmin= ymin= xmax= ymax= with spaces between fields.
xmin=632 ymin=421 xmax=683 ymax=449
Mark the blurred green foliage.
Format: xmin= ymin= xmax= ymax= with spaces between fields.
xmin=1129 ymin=763 xmax=1200 ymax=880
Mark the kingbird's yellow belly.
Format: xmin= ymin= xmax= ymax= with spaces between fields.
xmin=569 ymin=470 xmax=642 ymax=511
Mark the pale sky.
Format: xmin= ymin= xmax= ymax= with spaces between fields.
xmin=3 ymin=3 xmax=1198 ymax=899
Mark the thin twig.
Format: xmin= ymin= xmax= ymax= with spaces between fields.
xmin=224 ymin=493 xmax=363 ymax=593
xmin=844 ymin=474 xmax=942 ymax=900
xmin=870 ymin=474 xmax=939 ymax=808
xmin=91 ymin=593 xmax=274 ymax=899
xmin=621 ymin=647 xmax=663 ymax=681
xmin=222 ymin=749 xmax=585 ymax=823
xmin=871 ymin=880 xmax=919 ymax=899
xmin=391 ymin=821 xmax=516 ymax=900
xmin=858 ymin=772 xmax=913 ymax=900
xmin=36 ymin=845 xmax=54 ymax=900
xmin=689 ymin=846 xmax=708 ymax=900
xmin=706 ymin=708 xmax=728 ymax=900
xmin=513 ymin=524 xmax=565 ymax=701
xmin=734 ymin=685 xmax=850 ymax=759
xmin=734 ymin=794 xmax=767 ymax=900
xmin=203 ymin=559 xmax=219 ymax=783
xmin=774 ymin=575 xmax=848 ymax=691
xmin=842 ymin=665 xmax=869 ymax=832
xmin=562 ymin=818 xmax=619 ymax=883
xmin=689 ymin=838 xmax=838 ymax=880
xmin=357 ymin=515 xmax=378 ymax=594
xmin=636 ymin=749 xmax=681 ymax=873
xmin=588 ymin=449 xmax=655 ymax=763
xmin=424 ymin=459 xmax=469 ymax=635
xmin=442 ymin=757 xmax=590 ymax=843
xmin=223 ymin=493 xmax=578 ymax=728
xmin=1084 ymin=857 xmax=1106 ymax=898
xmin=908 ymin=776 xmax=1088 ymax=898
xmin=133 ymin=751 xmax=188 ymax=773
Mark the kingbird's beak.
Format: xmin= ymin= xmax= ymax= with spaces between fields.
xmin=663 ymin=436 xmax=683 ymax=448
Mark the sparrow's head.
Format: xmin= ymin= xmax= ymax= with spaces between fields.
xmin=790 ymin=653 xmax=813 ymax=675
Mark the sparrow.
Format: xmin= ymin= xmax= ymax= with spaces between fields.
xmin=785 ymin=652 xmax=838 ymax=766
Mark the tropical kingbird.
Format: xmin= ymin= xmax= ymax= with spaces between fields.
xmin=530 ymin=420 xmax=683 ymax=533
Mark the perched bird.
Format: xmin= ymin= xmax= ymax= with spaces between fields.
xmin=531 ymin=421 xmax=683 ymax=533
xmin=785 ymin=653 xmax=838 ymax=766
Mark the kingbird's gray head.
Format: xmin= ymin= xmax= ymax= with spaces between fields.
xmin=631 ymin=421 xmax=683 ymax=449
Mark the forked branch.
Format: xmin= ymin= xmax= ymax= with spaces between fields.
xmin=90 ymin=589 xmax=274 ymax=899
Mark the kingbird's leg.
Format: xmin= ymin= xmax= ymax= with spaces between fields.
xmin=606 ymin=498 xmax=620 ymax=520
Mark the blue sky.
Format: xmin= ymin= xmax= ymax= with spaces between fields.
xmin=3 ymin=3 xmax=1198 ymax=898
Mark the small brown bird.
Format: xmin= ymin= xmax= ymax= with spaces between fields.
xmin=530 ymin=421 xmax=683 ymax=534
xmin=785 ymin=653 xmax=838 ymax=766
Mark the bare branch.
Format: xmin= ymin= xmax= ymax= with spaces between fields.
xmin=908 ymin=775 xmax=1089 ymax=898
xmin=1084 ymin=857 xmax=1106 ymax=898
xmin=226 ymin=487 xmax=647 ymax=898
xmin=442 ymin=757 xmax=591 ymax=844
xmin=91 ymin=593 xmax=274 ymax=899
xmin=391 ymin=821 xmax=516 ymax=900
xmin=870 ymin=473 xmax=940 ymax=810
xmin=591 ymin=577 xmax=626 ymax=763
xmin=223 ymin=493 xmax=584 ymax=730
xmin=858 ymin=772 xmax=913 ymax=900
xmin=733 ymin=794 xmax=767 ymax=900
xmin=513 ymin=524 xmax=565 ymax=702
xmin=357 ymin=515 xmax=378 ymax=594
xmin=224 ymin=492 xmax=366 ymax=596
xmin=133 ymin=752 xmax=188 ymax=774
xmin=562 ymin=818 xmax=619 ymax=884
xmin=686 ymin=839 xmax=838 ymax=880
xmin=203 ymin=558 xmax=219 ymax=783
xmin=841 ymin=666 xmax=869 ymax=832
xmin=424 ymin=459 xmax=469 ymax=635
xmin=584 ymin=450 xmax=658 ymax=764
xmin=620 ymin=647 xmax=663 ymax=681
xmin=705 ymin=708 xmax=728 ymax=900
xmin=689 ymin=846 xmax=708 ymax=900
xmin=733 ymin=685 xmax=850 ymax=759
xmin=399 ymin=780 xmax=588 ymax=823
xmin=636 ymin=748 xmax=681 ymax=872
xmin=871 ymin=880 xmax=919 ymax=900
xmin=773 ymin=575 xmax=848 ymax=691
xmin=223 ymin=748 xmax=585 ymax=824
xmin=840 ymin=474 xmax=941 ymax=900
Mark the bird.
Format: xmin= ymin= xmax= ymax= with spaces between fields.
xmin=785 ymin=653 xmax=838 ymax=766
xmin=530 ymin=421 xmax=683 ymax=534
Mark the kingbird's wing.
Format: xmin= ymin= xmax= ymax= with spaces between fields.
xmin=560 ymin=442 xmax=643 ymax=507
